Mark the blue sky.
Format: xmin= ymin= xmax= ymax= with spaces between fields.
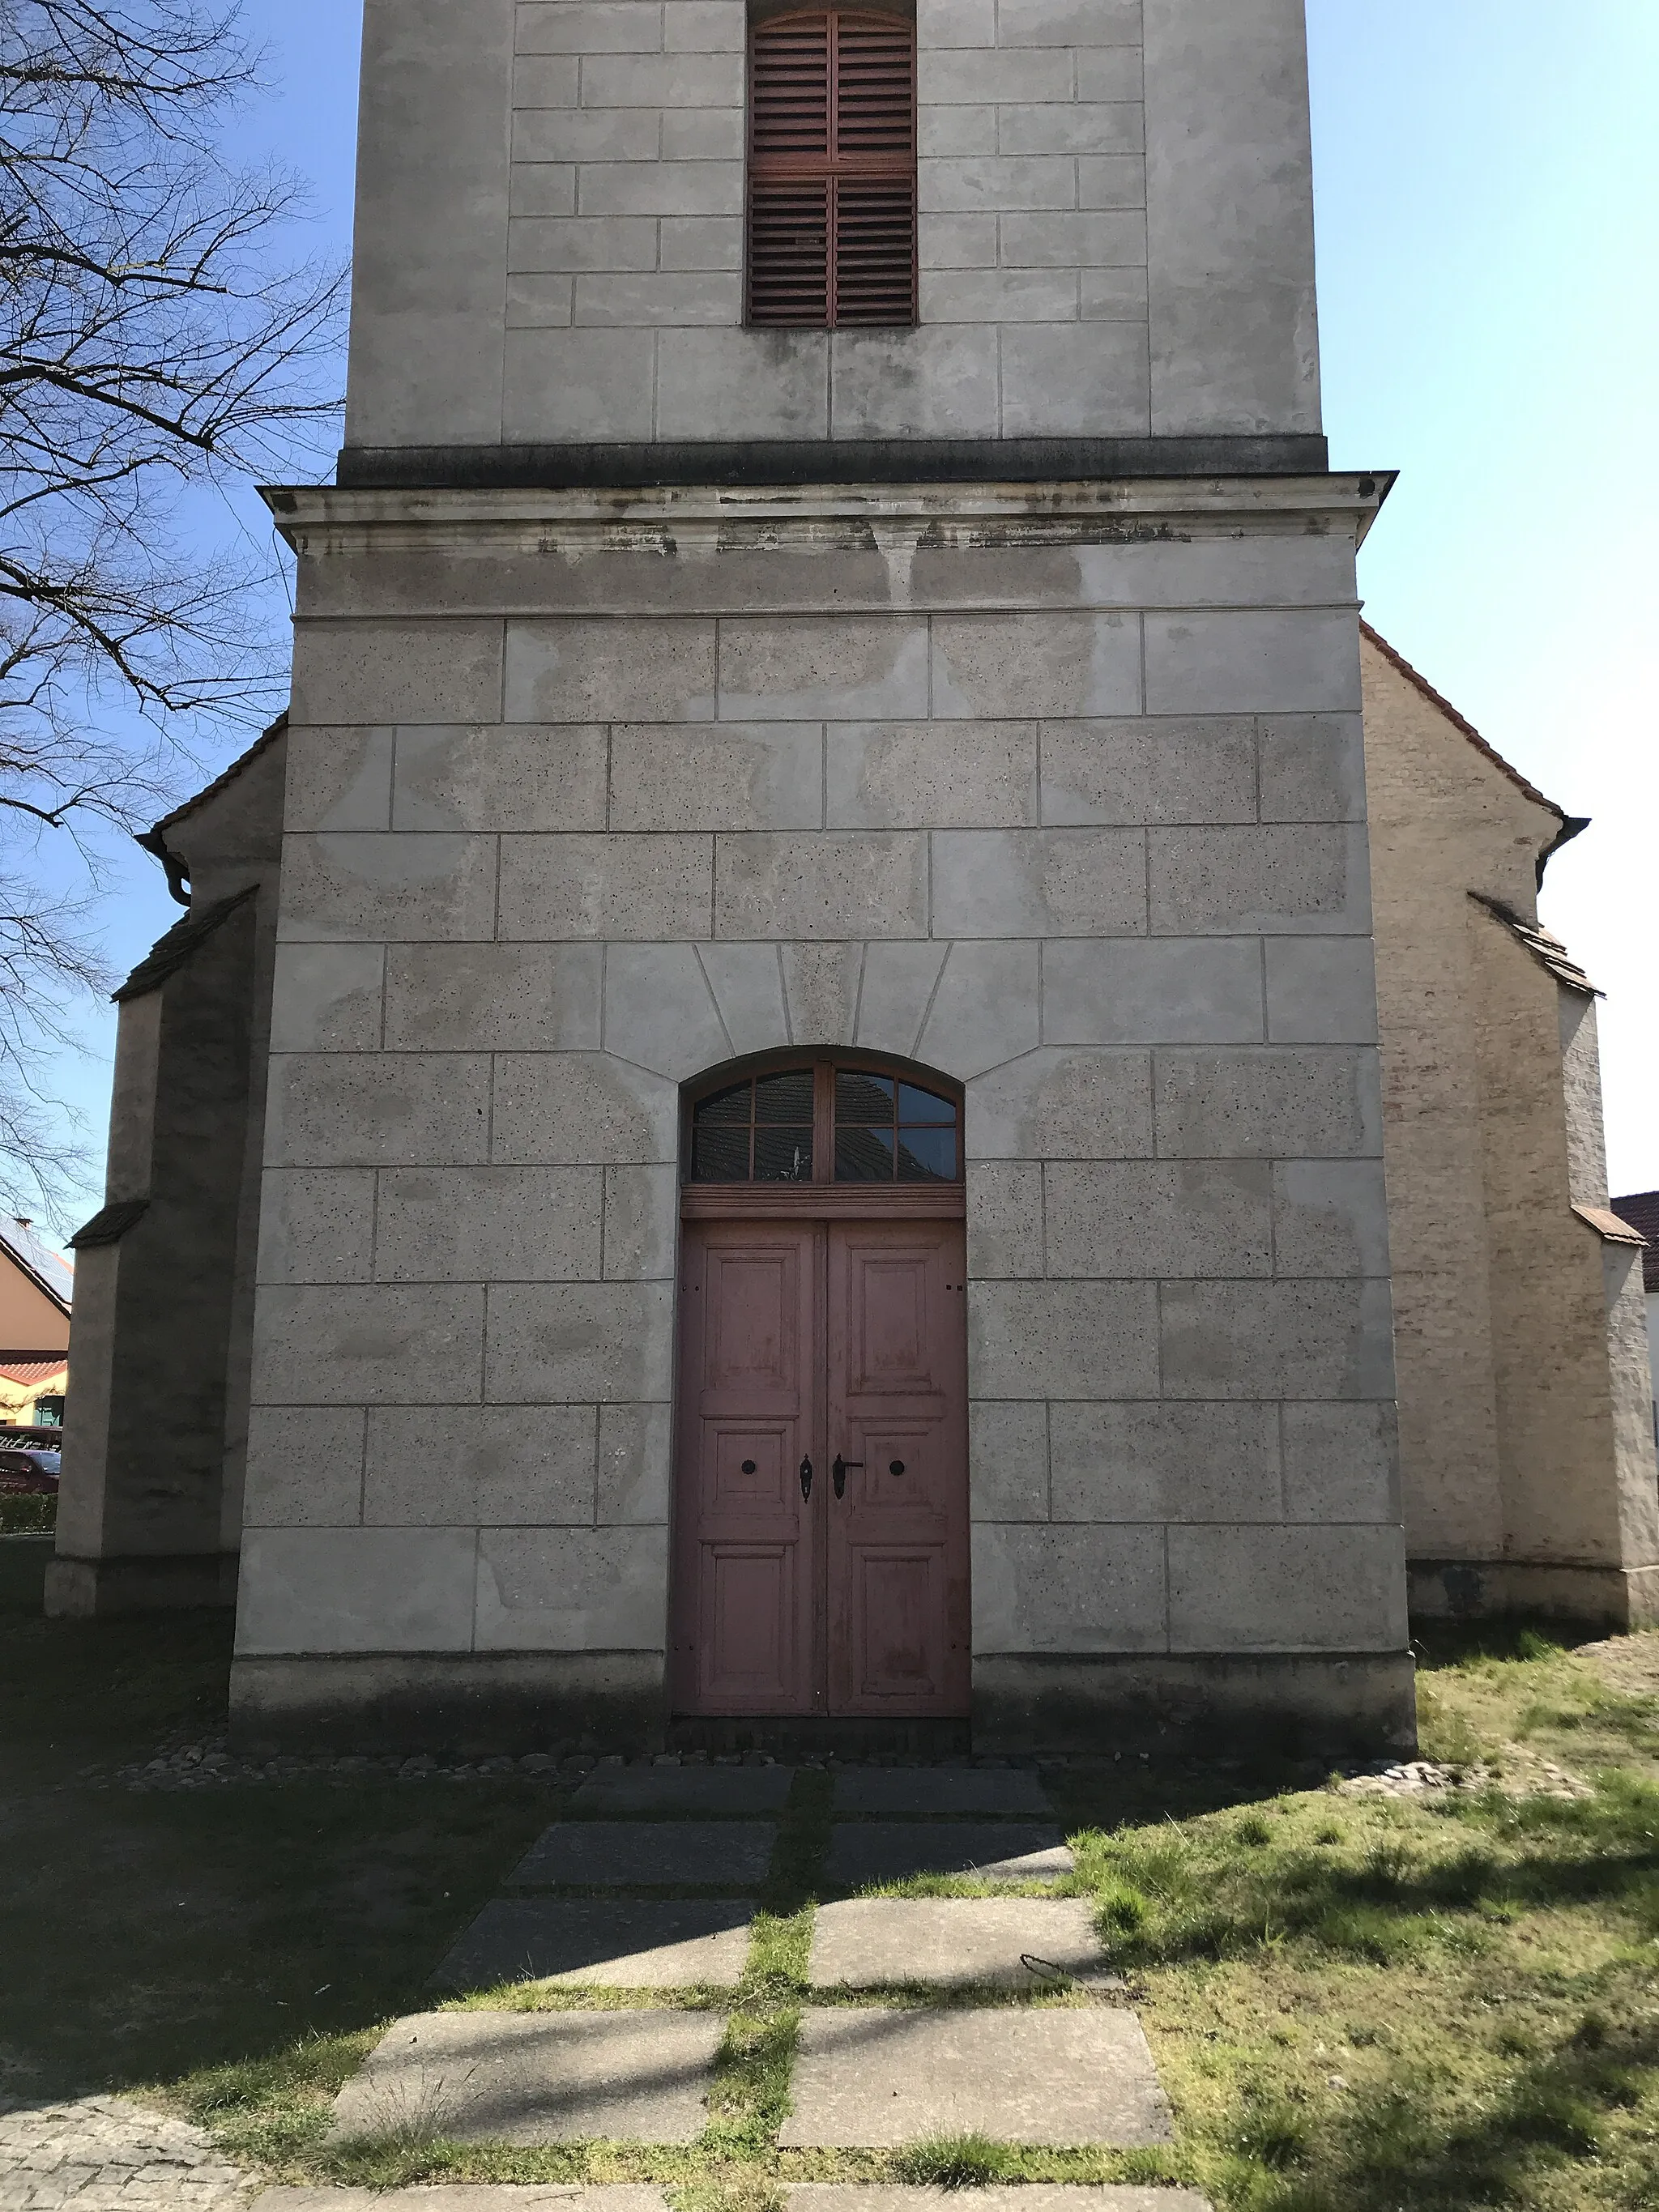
xmin=30 ymin=0 xmax=1659 ymax=1234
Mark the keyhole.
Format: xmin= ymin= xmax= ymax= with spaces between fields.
xmin=742 ymin=1459 xmax=757 ymax=1474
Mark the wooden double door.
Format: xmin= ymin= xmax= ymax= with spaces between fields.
xmin=672 ymin=1217 xmax=969 ymax=1717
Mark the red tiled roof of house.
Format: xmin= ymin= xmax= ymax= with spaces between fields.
xmin=0 ymin=1360 xmax=66 ymax=1386
xmin=1611 ymin=1192 xmax=1659 ymax=1294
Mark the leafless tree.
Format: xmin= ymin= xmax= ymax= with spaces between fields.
xmin=0 ymin=0 xmax=346 ymax=1222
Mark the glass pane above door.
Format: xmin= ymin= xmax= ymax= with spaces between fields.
xmin=687 ymin=1063 xmax=959 ymax=1184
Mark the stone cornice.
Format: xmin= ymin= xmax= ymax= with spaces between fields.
xmin=262 ymin=471 xmax=1394 ymax=559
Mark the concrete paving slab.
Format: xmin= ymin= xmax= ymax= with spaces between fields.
xmin=570 ymin=1766 xmax=793 ymax=1814
xmin=330 ymin=2011 xmax=721 ymax=2143
xmin=825 ymin=1823 xmax=1073 ymax=1886
xmin=832 ymin=1769 xmax=1053 ymax=1817
xmin=257 ymin=2192 xmax=671 ymax=2212
xmin=778 ymin=2009 xmax=1172 ymax=2146
xmin=432 ymin=1899 xmax=755 ymax=1989
xmin=809 ymin=1898 xmax=1102 ymax=1987
xmin=506 ymin=1821 xmax=777 ymax=1888
xmin=787 ymin=2189 xmax=1210 ymax=2212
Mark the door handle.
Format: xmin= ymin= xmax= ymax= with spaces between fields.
xmin=800 ymin=1455 xmax=812 ymax=1501
xmin=832 ymin=1455 xmax=863 ymax=1498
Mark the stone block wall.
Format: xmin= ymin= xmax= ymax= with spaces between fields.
xmin=231 ymin=477 xmax=1411 ymax=1747
xmin=346 ymin=0 xmax=1320 ymax=451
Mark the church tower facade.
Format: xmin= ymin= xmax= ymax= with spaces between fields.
xmin=235 ymin=0 xmax=1412 ymax=1750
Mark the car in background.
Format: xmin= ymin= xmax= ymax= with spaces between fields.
xmin=0 ymin=1426 xmax=62 ymax=1492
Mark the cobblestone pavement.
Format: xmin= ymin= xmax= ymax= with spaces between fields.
xmin=0 ymin=2095 xmax=251 ymax=2212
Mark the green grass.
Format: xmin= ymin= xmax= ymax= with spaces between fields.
xmin=11 ymin=1566 xmax=1659 ymax=2210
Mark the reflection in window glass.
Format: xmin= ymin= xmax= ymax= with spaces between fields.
xmin=897 ymin=1124 xmax=956 ymax=1181
xmin=698 ymin=1080 xmax=751 ymax=1124
xmin=835 ymin=1126 xmax=896 ymax=1182
xmin=689 ymin=1063 xmax=960 ymax=1184
xmin=755 ymin=1126 xmax=813 ymax=1182
xmin=693 ymin=1124 xmax=749 ymax=1181
xmin=898 ymin=1081 xmax=954 ymax=1124
xmin=689 ymin=1074 xmax=812 ymax=1183
xmin=835 ymin=1070 xmax=894 ymax=1124
xmin=834 ymin=1071 xmax=957 ymax=1183
xmin=756 ymin=1068 xmax=813 ymax=1123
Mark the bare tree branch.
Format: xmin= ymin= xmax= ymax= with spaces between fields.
xmin=0 ymin=0 xmax=346 ymax=1225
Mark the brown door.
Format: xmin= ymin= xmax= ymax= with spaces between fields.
xmin=672 ymin=1217 xmax=968 ymax=1716
xmin=672 ymin=1221 xmax=822 ymax=1714
xmin=826 ymin=1221 xmax=970 ymax=1715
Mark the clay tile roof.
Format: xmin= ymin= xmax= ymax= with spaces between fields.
xmin=1611 ymin=1192 xmax=1659 ymax=1293
xmin=1360 ymin=621 xmax=1568 ymax=820
xmin=148 ymin=712 xmax=288 ymax=837
xmin=0 ymin=1360 xmax=66 ymax=1387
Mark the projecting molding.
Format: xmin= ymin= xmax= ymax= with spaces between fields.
xmin=1572 ymin=1204 xmax=1648 ymax=1249
xmin=1468 ymin=893 xmax=1601 ymax=998
xmin=112 ymin=887 xmax=258 ymax=1004
xmin=69 ymin=1199 xmax=151 ymax=1251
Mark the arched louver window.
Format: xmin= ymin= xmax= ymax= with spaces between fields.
xmin=747 ymin=9 xmax=917 ymax=329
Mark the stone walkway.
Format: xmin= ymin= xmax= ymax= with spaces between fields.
xmin=3 ymin=1766 xmax=1209 ymax=2210
xmin=331 ymin=1764 xmax=1201 ymax=2199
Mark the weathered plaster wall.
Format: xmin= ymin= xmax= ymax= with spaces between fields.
xmin=1469 ymin=915 xmax=1630 ymax=1566
xmin=48 ymin=736 xmax=286 ymax=1616
xmin=1361 ymin=637 xmax=1537 ymax=1564
xmin=1361 ymin=632 xmax=1659 ymax=1626
xmin=344 ymin=0 xmax=1320 ymax=450
xmin=232 ymin=477 xmax=1410 ymax=1750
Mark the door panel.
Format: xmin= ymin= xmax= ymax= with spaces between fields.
xmin=702 ymin=1544 xmax=798 ymax=1707
xmin=672 ymin=1222 xmax=821 ymax=1714
xmin=672 ymin=1213 xmax=969 ymax=1720
xmin=826 ymin=1223 xmax=970 ymax=1716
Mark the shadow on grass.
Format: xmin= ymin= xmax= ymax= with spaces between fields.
xmin=1218 ymin=2011 xmax=1659 ymax=2212
xmin=0 ymin=1588 xmax=559 ymax=2133
xmin=1074 ymin=1771 xmax=1659 ymax=1974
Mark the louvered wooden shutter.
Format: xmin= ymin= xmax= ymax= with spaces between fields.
xmin=748 ymin=10 xmax=917 ymax=329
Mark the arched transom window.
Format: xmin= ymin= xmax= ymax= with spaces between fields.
xmin=688 ymin=1061 xmax=961 ymax=1184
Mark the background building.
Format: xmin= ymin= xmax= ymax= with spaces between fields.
xmin=1363 ymin=629 xmax=1658 ymax=1628
xmin=1609 ymin=1191 xmax=1659 ymax=1450
xmin=0 ymin=1219 xmax=71 ymax=1426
